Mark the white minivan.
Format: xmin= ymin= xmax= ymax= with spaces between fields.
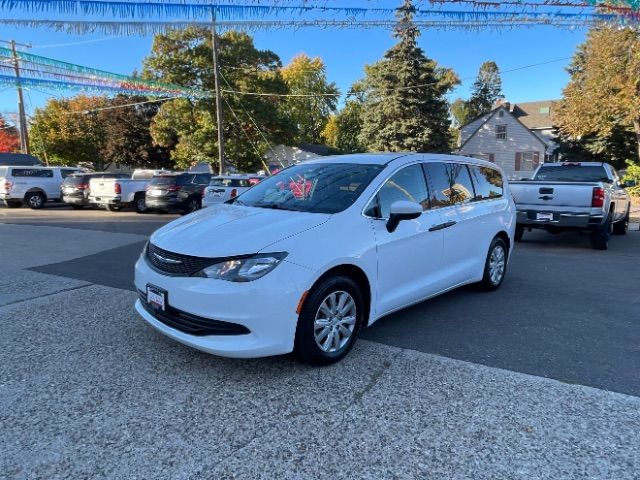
xmin=0 ymin=166 xmax=83 ymax=209
xmin=135 ymin=153 xmax=516 ymax=364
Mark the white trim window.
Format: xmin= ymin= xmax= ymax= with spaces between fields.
xmin=496 ymin=125 xmax=507 ymax=140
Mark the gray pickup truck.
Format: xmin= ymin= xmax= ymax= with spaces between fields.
xmin=510 ymin=162 xmax=634 ymax=250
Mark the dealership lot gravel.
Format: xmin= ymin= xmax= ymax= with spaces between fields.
xmin=1 ymin=206 xmax=640 ymax=479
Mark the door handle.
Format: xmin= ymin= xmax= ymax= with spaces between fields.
xmin=429 ymin=221 xmax=457 ymax=232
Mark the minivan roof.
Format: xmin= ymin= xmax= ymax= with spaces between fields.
xmin=303 ymin=153 xmax=499 ymax=169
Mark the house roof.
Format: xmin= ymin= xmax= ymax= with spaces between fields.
xmin=298 ymin=143 xmax=332 ymax=156
xmin=511 ymin=100 xmax=558 ymax=129
xmin=458 ymin=106 xmax=548 ymax=151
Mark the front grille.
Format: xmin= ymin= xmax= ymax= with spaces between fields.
xmin=138 ymin=290 xmax=250 ymax=336
xmin=146 ymin=243 xmax=215 ymax=276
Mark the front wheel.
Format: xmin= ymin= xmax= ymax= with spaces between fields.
xmin=184 ymin=197 xmax=201 ymax=214
xmin=294 ymin=275 xmax=364 ymax=365
xmin=134 ymin=195 xmax=147 ymax=214
xmin=477 ymin=237 xmax=508 ymax=291
xmin=612 ymin=212 xmax=628 ymax=236
xmin=25 ymin=192 xmax=46 ymax=209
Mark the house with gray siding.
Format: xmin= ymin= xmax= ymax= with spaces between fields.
xmin=457 ymin=100 xmax=559 ymax=179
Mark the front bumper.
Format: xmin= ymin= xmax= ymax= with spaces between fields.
xmin=134 ymin=253 xmax=312 ymax=358
xmin=516 ymin=210 xmax=603 ymax=229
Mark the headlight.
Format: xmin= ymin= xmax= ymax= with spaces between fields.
xmin=195 ymin=252 xmax=288 ymax=282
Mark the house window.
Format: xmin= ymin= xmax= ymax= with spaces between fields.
xmin=539 ymin=106 xmax=550 ymax=115
xmin=515 ymin=152 xmax=540 ymax=171
xmin=496 ymin=124 xmax=507 ymax=140
xmin=498 ymin=110 xmax=504 ymax=118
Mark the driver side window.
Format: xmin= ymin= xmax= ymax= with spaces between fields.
xmin=365 ymin=164 xmax=429 ymax=218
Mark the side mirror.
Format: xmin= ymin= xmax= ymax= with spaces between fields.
xmin=386 ymin=200 xmax=422 ymax=233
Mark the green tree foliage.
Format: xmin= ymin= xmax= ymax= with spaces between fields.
xmin=30 ymin=95 xmax=108 ymax=170
xmin=357 ymin=0 xmax=459 ymax=152
xmin=556 ymin=27 xmax=640 ymax=163
xmin=143 ymin=28 xmax=294 ymax=172
xmin=30 ymin=95 xmax=168 ymax=171
xmin=622 ymin=160 xmax=640 ymax=197
xmin=321 ymin=99 xmax=365 ymax=153
xmin=466 ymin=61 xmax=503 ymax=121
xmin=450 ymin=97 xmax=471 ymax=128
xmin=281 ymin=54 xmax=339 ymax=144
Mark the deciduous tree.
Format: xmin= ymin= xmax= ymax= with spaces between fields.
xmin=556 ymin=27 xmax=640 ymax=162
xmin=281 ymin=54 xmax=339 ymax=144
xmin=0 ymin=114 xmax=19 ymax=153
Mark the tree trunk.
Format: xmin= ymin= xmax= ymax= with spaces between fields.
xmin=634 ymin=118 xmax=640 ymax=163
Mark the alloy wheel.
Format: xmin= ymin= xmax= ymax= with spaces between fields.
xmin=314 ymin=291 xmax=357 ymax=353
xmin=488 ymin=244 xmax=506 ymax=285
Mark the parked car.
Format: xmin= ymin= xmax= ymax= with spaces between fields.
xmin=0 ymin=166 xmax=83 ymax=209
xmin=510 ymin=162 xmax=632 ymax=250
xmin=89 ymin=169 xmax=171 ymax=213
xmin=145 ymin=172 xmax=212 ymax=214
xmin=202 ymin=174 xmax=264 ymax=208
xmin=61 ymin=172 xmax=129 ymax=209
xmin=135 ymin=153 xmax=515 ymax=364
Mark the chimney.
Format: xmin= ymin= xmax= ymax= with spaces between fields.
xmin=494 ymin=98 xmax=510 ymax=111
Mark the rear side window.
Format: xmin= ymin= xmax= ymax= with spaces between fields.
xmin=365 ymin=164 xmax=429 ymax=218
xmin=423 ymin=162 xmax=475 ymax=207
xmin=11 ymin=168 xmax=53 ymax=178
xmin=193 ymin=174 xmax=211 ymax=185
xmin=468 ymin=165 xmax=503 ymax=200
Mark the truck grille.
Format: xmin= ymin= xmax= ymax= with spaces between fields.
xmin=146 ymin=243 xmax=215 ymax=276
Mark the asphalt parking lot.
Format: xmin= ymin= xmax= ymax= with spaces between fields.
xmin=2 ymin=204 xmax=640 ymax=479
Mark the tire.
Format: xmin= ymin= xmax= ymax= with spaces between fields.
xmin=612 ymin=212 xmax=628 ymax=236
xmin=134 ymin=195 xmax=147 ymax=214
xmin=477 ymin=237 xmax=508 ymax=291
xmin=5 ymin=200 xmax=22 ymax=208
xmin=105 ymin=204 xmax=122 ymax=212
xmin=25 ymin=192 xmax=46 ymax=210
xmin=590 ymin=217 xmax=611 ymax=250
xmin=514 ymin=224 xmax=525 ymax=242
xmin=184 ymin=197 xmax=201 ymax=214
xmin=294 ymin=275 xmax=364 ymax=366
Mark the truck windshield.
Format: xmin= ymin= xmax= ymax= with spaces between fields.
xmin=231 ymin=163 xmax=384 ymax=214
xmin=534 ymin=166 xmax=610 ymax=183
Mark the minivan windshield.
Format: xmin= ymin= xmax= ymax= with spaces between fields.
xmin=534 ymin=165 xmax=610 ymax=183
xmin=231 ymin=163 xmax=384 ymax=214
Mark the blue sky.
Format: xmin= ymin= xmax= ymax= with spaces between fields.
xmin=0 ymin=0 xmax=586 ymax=124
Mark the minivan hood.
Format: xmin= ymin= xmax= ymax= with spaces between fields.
xmin=150 ymin=204 xmax=331 ymax=257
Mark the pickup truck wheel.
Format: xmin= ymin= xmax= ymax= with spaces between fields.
xmin=105 ymin=204 xmax=122 ymax=212
xmin=478 ymin=237 xmax=508 ymax=291
xmin=612 ymin=213 xmax=628 ymax=236
xmin=25 ymin=192 xmax=45 ymax=209
xmin=5 ymin=200 xmax=22 ymax=208
xmin=134 ymin=195 xmax=147 ymax=214
xmin=590 ymin=218 xmax=611 ymax=250
xmin=515 ymin=224 xmax=525 ymax=242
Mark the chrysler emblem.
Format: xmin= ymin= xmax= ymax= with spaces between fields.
xmin=153 ymin=253 xmax=182 ymax=265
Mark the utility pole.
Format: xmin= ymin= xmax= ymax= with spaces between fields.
xmin=211 ymin=16 xmax=225 ymax=175
xmin=9 ymin=40 xmax=30 ymax=154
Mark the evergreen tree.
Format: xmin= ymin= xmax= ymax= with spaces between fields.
xmin=466 ymin=61 xmax=503 ymax=121
xmin=358 ymin=0 xmax=459 ymax=152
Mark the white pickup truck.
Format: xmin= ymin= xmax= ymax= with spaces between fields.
xmin=510 ymin=162 xmax=633 ymax=250
xmin=89 ymin=169 xmax=172 ymax=213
